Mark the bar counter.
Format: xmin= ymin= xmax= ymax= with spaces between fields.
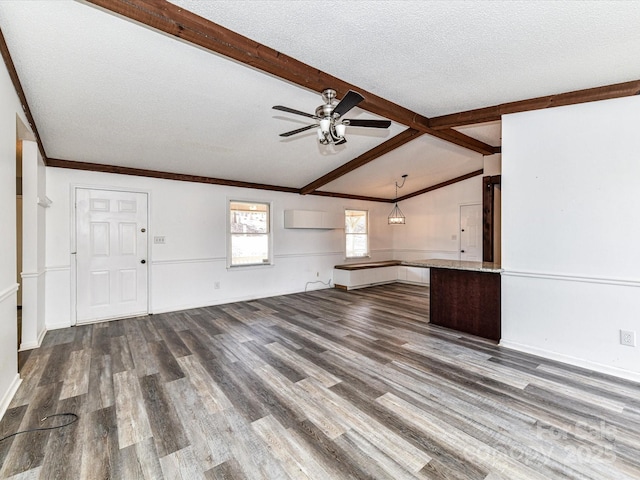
xmin=408 ymin=259 xmax=502 ymax=341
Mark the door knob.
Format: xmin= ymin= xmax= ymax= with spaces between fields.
xmin=141 ymin=259 xmax=146 ymax=264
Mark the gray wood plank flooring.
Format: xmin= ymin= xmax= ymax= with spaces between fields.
xmin=1 ymin=283 xmax=640 ymax=479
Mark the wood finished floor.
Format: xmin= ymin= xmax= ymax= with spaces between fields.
xmin=1 ymin=283 xmax=640 ymax=479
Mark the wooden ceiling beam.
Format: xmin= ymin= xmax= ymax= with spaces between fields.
xmin=49 ymin=158 xmax=485 ymax=204
xmin=429 ymin=80 xmax=640 ymax=130
xmin=47 ymin=158 xmax=394 ymax=202
xmin=300 ymin=129 xmax=424 ymax=195
xmin=0 ymin=27 xmax=48 ymax=161
xmin=309 ymin=190 xmax=392 ymax=203
xmin=84 ymin=0 xmax=496 ymax=155
xmin=47 ymin=158 xmax=301 ymax=193
xmin=426 ymin=128 xmax=500 ymax=154
xmin=396 ymin=169 xmax=484 ymax=202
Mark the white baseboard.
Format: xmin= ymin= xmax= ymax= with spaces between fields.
xmin=500 ymin=340 xmax=640 ymax=384
xmin=19 ymin=327 xmax=47 ymax=351
xmin=150 ymin=285 xmax=332 ymax=314
xmin=0 ymin=374 xmax=22 ymax=421
xmin=19 ymin=340 xmax=38 ymax=351
xmin=334 ymin=280 xmax=397 ymax=291
xmin=46 ymin=321 xmax=72 ymax=331
xmin=396 ymin=280 xmax=430 ymax=286
xmin=37 ymin=326 xmax=47 ymax=346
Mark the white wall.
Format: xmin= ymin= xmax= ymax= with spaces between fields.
xmin=502 ymin=96 xmax=640 ymax=382
xmin=0 ymin=60 xmax=23 ymax=419
xmin=45 ymin=167 xmax=394 ymax=327
xmin=391 ymin=175 xmax=483 ymax=261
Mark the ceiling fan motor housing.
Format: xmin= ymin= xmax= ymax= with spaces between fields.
xmin=316 ymin=103 xmax=336 ymax=119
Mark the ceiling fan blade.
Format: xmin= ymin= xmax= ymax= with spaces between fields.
xmin=344 ymin=119 xmax=391 ymax=128
xmin=332 ymin=90 xmax=364 ymax=118
xmin=273 ymin=105 xmax=316 ymax=118
xmin=279 ymin=124 xmax=316 ymax=137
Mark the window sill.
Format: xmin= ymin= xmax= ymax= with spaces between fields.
xmin=227 ymin=262 xmax=274 ymax=271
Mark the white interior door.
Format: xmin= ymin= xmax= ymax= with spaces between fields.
xmin=75 ymin=188 xmax=148 ymax=324
xmin=460 ymin=203 xmax=482 ymax=261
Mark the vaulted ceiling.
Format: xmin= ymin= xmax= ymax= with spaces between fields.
xmin=1 ymin=1 xmax=639 ymax=202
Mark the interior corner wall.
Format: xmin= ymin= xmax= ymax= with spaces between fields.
xmin=391 ymin=176 xmax=483 ymax=261
xmin=501 ymin=96 xmax=640 ymax=382
xmin=0 ymin=60 xmax=23 ymax=419
xmin=44 ymin=167 xmax=394 ymax=328
xmin=36 ymin=151 xmax=47 ymax=338
xmin=19 ymin=140 xmax=47 ymax=350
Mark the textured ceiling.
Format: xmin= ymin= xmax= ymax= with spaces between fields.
xmin=323 ymin=135 xmax=484 ymax=199
xmin=1 ymin=1 xmax=639 ymax=199
xmin=174 ymin=0 xmax=640 ymax=117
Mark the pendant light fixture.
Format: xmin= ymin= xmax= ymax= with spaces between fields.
xmin=388 ymin=174 xmax=408 ymax=225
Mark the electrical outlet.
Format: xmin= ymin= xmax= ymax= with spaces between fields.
xmin=620 ymin=330 xmax=636 ymax=347
xmin=214 ymin=281 xmax=220 ymax=290
xmin=153 ymin=236 xmax=166 ymax=244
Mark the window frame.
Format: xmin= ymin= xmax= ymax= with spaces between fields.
xmin=344 ymin=208 xmax=370 ymax=259
xmin=227 ymin=199 xmax=273 ymax=268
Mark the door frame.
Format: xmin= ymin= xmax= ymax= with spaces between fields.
xmin=482 ymin=175 xmax=501 ymax=262
xmin=458 ymin=202 xmax=482 ymax=261
xmin=70 ymin=184 xmax=152 ymax=326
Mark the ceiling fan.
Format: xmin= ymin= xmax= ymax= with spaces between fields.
xmin=273 ymin=89 xmax=391 ymax=145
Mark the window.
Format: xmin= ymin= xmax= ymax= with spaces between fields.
xmin=229 ymin=200 xmax=272 ymax=266
xmin=345 ymin=209 xmax=369 ymax=258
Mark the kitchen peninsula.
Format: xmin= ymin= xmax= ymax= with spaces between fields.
xmin=334 ymin=259 xmax=502 ymax=341
xmin=407 ymin=259 xmax=502 ymax=341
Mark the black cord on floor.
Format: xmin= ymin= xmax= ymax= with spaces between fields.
xmin=0 ymin=413 xmax=79 ymax=443
xmin=305 ymin=279 xmax=332 ymax=292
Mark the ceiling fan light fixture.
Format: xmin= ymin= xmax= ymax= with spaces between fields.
xmin=317 ymin=128 xmax=329 ymax=145
xmin=274 ymin=89 xmax=390 ymax=146
xmin=320 ymin=118 xmax=331 ymax=133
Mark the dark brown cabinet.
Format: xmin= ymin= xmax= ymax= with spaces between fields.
xmin=429 ymin=267 xmax=501 ymax=341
